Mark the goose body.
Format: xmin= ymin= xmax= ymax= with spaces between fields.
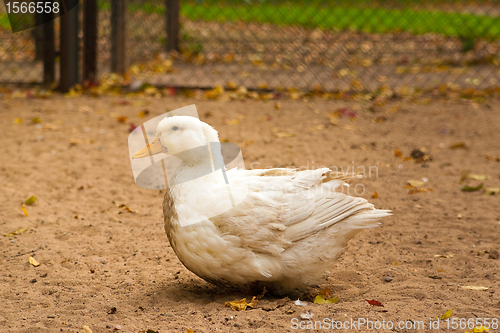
xmin=133 ymin=115 xmax=391 ymax=294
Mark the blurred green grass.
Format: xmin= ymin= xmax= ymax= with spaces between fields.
xmin=1 ymin=1 xmax=499 ymax=39
xmin=121 ymin=0 xmax=500 ymax=40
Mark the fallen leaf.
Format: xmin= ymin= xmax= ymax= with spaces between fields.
xmin=117 ymin=116 xmax=129 ymax=123
xmin=394 ymin=149 xmax=402 ymax=158
xmin=468 ymin=174 xmax=490 ymax=181
xmin=318 ymin=288 xmax=330 ymax=298
xmin=407 ymin=180 xmax=426 ymax=187
xmin=270 ymin=127 xmax=295 ymax=138
xmin=29 ymin=256 xmax=41 ymax=267
xmin=365 ymin=299 xmax=384 ymax=307
xmin=21 ymin=204 xmax=28 ymax=216
xmin=437 ymin=308 xmax=453 ymax=320
xmin=449 ymin=142 xmax=467 ymax=149
xmin=408 ymin=188 xmax=434 ymax=194
xmin=294 ymin=299 xmax=308 ymax=306
xmin=82 ymin=325 xmax=92 ymax=333
xmin=483 ymin=187 xmax=500 ymax=195
xmin=186 ymin=330 xmax=193 ymax=333
xmin=32 ymin=117 xmax=42 ymax=124
xmin=25 ymin=196 xmax=37 ymax=205
xmin=434 ymin=254 xmax=455 ymax=258
xmin=14 ymin=117 xmax=22 ymax=124
xmin=314 ymin=295 xmax=339 ymax=304
xmin=461 ymin=183 xmax=483 ymax=192
xmin=3 ymin=227 xmax=29 ymax=237
xmin=225 ymin=297 xmax=258 ymax=311
xmin=137 ymin=110 xmax=150 ymax=118
xmin=274 ymin=102 xmax=282 ymax=109
xmin=460 ymin=286 xmax=488 ymax=291
xmin=371 ymin=191 xmax=379 ymax=198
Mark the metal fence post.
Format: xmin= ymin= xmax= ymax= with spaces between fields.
xmin=111 ymin=0 xmax=126 ymax=74
xmin=42 ymin=11 xmax=55 ymax=86
xmin=60 ymin=3 xmax=80 ymax=92
xmin=83 ymin=0 xmax=98 ymax=83
xmin=166 ymin=0 xmax=180 ymax=52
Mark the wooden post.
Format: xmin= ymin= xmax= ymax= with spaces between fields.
xmin=83 ymin=0 xmax=98 ymax=83
xmin=33 ymin=14 xmax=43 ymax=61
xmin=42 ymin=11 xmax=55 ymax=86
xmin=111 ymin=0 xmax=126 ymax=74
xmin=166 ymin=0 xmax=180 ymax=52
xmin=60 ymin=3 xmax=80 ymax=92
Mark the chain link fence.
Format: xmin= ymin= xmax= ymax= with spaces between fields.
xmin=1 ymin=0 xmax=500 ymax=91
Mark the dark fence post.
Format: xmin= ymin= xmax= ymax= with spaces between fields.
xmin=42 ymin=11 xmax=55 ymax=86
xmin=111 ymin=0 xmax=126 ymax=74
xmin=33 ymin=14 xmax=43 ymax=61
xmin=60 ymin=3 xmax=80 ymax=92
xmin=83 ymin=0 xmax=98 ymax=83
xmin=166 ymin=0 xmax=180 ymax=52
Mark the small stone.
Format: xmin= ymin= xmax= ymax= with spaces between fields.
xmin=410 ymin=149 xmax=425 ymax=159
xmin=488 ymin=250 xmax=499 ymax=260
xmin=114 ymin=325 xmax=121 ymax=330
xmin=30 ymin=278 xmax=37 ymax=283
xmin=421 ymin=163 xmax=430 ymax=168
xmin=385 ymin=276 xmax=393 ymax=282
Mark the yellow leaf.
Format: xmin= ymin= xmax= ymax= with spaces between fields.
xmin=82 ymin=325 xmax=92 ymax=333
xmin=468 ymin=174 xmax=490 ymax=181
xmin=186 ymin=330 xmax=194 ymax=333
xmin=225 ymin=297 xmax=258 ymax=311
xmin=25 ymin=196 xmax=37 ymax=205
xmin=274 ymin=102 xmax=282 ymax=110
xmin=21 ymin=204 xmax=28 ymax=216
xmin=437 ymin=308 xmax=453 ymax=320
xmin=407 ymin=180 xmax=426 ymax=188
xmin=14 ymin=117 xmax=22 ymax=124
xmin=460 ymin=286 xmax=488 ymax=291
xmin=371 ymin=191 xmax=379 ymax=198
xmin=434 ymin=254 xmax=455 ymax=258
xmin=483 ymin=187 xmax=500 ymax=195
xmin=29 ymin=256 xmax=41 ymax=267
xmin=3 ymin=227 xmax=29 ymax=237
xmin=313 ymin=295 xmax=339 ymax=304
xmin=32 ymin=117 xmax=42 ymax=124
xmin=471 ymin=326 xmax=490 ymax=332
xmin=394 ymin=149 xmax=402 ymax=158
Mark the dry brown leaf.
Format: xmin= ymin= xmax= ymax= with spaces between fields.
xmin=225 ymin=297 xmax=258 ymax=311
xmin=394 ymin=149 xmax=402 ymax=158
xmin=449 ymin=142 xmax=467 ymax=149
xmin=371 ymin=191 xmax=379 ymax=198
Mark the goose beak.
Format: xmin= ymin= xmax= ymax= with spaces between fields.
xmin=132 ymin=134 xmax=168 ymax=159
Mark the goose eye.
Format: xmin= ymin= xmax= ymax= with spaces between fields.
xmin=172 ymin=126 xmax=179 ymax=131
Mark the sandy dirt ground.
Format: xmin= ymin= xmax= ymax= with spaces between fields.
xmin=1 ymin=93 xmax=499 ymax=333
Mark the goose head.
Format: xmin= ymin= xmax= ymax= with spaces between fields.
xmin=132 ymin=116 xmax=219 ymax=165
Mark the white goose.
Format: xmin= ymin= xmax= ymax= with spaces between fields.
xmin=133 ymin=115 xmax=390 ymax=295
